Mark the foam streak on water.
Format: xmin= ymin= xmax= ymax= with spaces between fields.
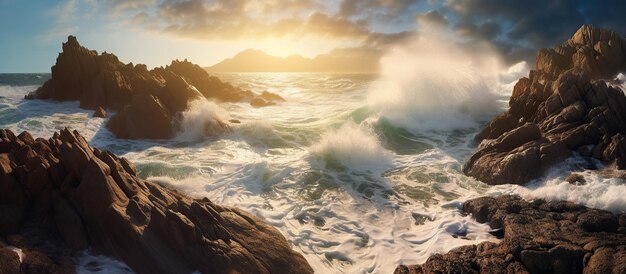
xmin=1 ymin=70 xmax=624 ymax=274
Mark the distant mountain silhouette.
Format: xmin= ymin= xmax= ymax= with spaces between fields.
xmin=205 ymin=48 xmax=380 ymax=73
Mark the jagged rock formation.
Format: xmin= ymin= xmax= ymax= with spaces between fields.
xmin=0 ymin=128 xmax=313 ymax=274
xmin=93 ymin=106 xmax=106 ymax=118
xmin=395 ymin=195 xmax=626 ymax=274
xmin=464 ymin=25 xmax=626 ymax=185
xmin=26 ymin=36 xmax=284 ymax=139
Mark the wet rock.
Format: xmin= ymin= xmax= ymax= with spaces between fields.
xmin=585 ymin=247 xmax=626 ymax=274
xmin=250 ymin=97 xmax=275 ymax=107
xmin=577 ymin=209 xmax=619 ymax=233
xmin=0 ymin=247 xmax=21 ymax=274
xmin=92 ymin=106 xmax=106 ymax=118
xmin=565 ymin=173 xmax=586 ymax=185
xmin=465 ymin=25 xmax=626 ymax=185
xmin=0 ymin=128 xmax=313 ymax=274
xmin=106 ymin=94 xmax=176 ymax=139
xmin=260 ymin=91 xmax=285 ymax=102
xmin=395 ymin=195 xmax=626 ymax=274
xmin=25 ymin=36 xmax=280 ymax=140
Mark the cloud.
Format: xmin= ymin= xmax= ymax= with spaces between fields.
xmin=107 ymin=0 xmax=419 ymax=48
xmin=88 ymin=0 xmax=626 ymax=66
xmin=417 ymin=10 xmax=448 ymax=29
xmin=339 ymin=0 xmax=419 ymax=19
xmin=442 ymin=0 xmax=626 ymax=63
xmin=110 ymin=0 xmax=155 ymax=13
xmin=37 ymin=0 xmax=79 ymax=42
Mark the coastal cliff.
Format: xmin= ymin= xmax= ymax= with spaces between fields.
xmin=464 ymin=25 xmax=626 ymax=185
xmin=0 ymin=128 xmax=313 ymax=274
xmin=26 ymin=36 xmax=284 ymax=139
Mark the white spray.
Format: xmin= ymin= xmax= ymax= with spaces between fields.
xmin=368 ymin=30 xmax=518 ymax=132
xmin=177 ymin=99 xmax=231 ymax=141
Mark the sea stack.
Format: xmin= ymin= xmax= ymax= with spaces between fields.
xmin=464 ymin=25 xmax=626 ymax=185
xmin=0 ymin=128 xmax=313 ymax=274
xmin=26 ymin=36 xmax=284 ymax=139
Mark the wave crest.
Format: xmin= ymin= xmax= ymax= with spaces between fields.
xmin=177 ymin=99 xmax=231 ymax=141
xmin=368 ymin=32 xmax=508 ymax=132
xmin=309 ymin=123 xmax=392 ymax=171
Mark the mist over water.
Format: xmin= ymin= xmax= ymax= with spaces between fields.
xmin=368 ymin=32 xmax=505 ymax=132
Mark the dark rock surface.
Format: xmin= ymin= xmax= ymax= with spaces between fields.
xmin=92 ymin=106 xmax=106 ymax=118
xmin=26 ymin=36 xmax=283 ymax=139
xmin=464 ymin=25 xmax=626 ymax=185
xmin=395 ymin=195 xmax=626 ymax=274
xmin=0 ymin=128 xmax=313 ymax=274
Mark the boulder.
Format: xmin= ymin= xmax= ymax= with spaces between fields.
xmin=0 ymin=128 xmax=313 ymax=274
xmin=395 ymin=195 xmax=626 ymax=274
xmin=565 ymin=173 xmax=586 ymax=185
xmin=0 ymin=247 xmax=21 ymax=274
xmin=261 ymin=91 xmax=286 ymax=102
xmin=250 ymin=91 xmax=285 ymax=108
xmin=250 ymin=97 xmax=275 ymax=107
xmin=26 ymin=36 xmax=283 ymax=139
xmin=465 ymin=25 xmax=626 ymax=185
xmin=93 ymin=106 xmax=106 ymax=118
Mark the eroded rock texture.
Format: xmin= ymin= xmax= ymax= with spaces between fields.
xmin=395 ymin=195 xmax=626 ymax=274
xmin=0 ymin=128 xmax=312 ymax=274
xmin=464 ymin=25 xmax=626 ymax=185
xmin=26 ymin=36 xmax=284 ymax=139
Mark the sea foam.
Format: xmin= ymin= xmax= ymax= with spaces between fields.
xmin=502 ymin=172 xmax=626 ymax=213
xmin=617 ymin=73 xmax=626 ymax=92
xmin=309 ymin=122 xmax=393 ymax=171
xmin=76 ymin=252 xmax=134 ymax=274
xmin=177 ymin=99 xmax=231 ymax=141
xmin=487 ymin=158 xmax=626 ymax=213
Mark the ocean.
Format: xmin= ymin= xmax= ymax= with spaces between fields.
xmin=1 ymin=71 xmax=625 ymax=273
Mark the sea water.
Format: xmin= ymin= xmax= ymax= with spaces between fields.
xmin=1 ymin=70 xmax=625 ymax=274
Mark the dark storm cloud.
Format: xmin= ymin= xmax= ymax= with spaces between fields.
xmin=443 ymin=0 xmax=626 ymax=63
xmin=417 ymin=10 xmax=448 ymax=28
xmin=339 ymin=0 xmax=419 ymax=18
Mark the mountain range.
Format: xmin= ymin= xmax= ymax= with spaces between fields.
xmin=205 ymin=48 xmax=380 ymax=73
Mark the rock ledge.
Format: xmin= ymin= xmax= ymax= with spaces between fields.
xmin=0 ymin=128 xmax=312 ymax=274
xmin=395 ymin=195 xmax=626 ymax=274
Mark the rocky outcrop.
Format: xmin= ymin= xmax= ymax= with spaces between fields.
xmin=0 ymin=128 xmax=313 ymax=274
xmin=93 ymin=106 xmax=106 ymax=118
xmin=26 ymin=36 xmax=284 ymax=139
xmin=395 ymin=195 xmax=626 ymax=274
xmin=464 ymin=25 xmax=626 ymax=185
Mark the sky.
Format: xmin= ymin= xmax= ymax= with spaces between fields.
xmin=0 ymin=0 xmax=625 ymax=73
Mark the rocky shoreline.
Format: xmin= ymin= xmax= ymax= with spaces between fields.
xmin=396 ymin=25 xmax=626 ymax=274
xmin=395 ymin=195 xmax=626 ymax=274
xmin=464 ymin=25 xmax=626 ymax=185
xmin=0 ymin=128 xmax=312 ymax=274
xmin=26 ymin=36 xmax=284 ymax=140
